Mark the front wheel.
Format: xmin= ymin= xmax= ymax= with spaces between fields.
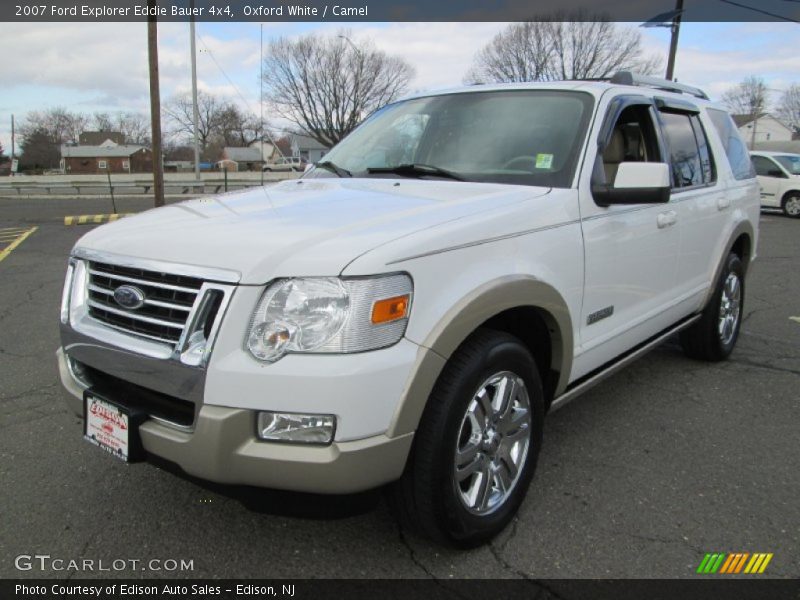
xmin=782 ymin=193 xmax=800 ymax=218
xmin=391 ymin=329 xmax=544 ymax=547
xmin=680 ymin=252 xmax=745 ymax=361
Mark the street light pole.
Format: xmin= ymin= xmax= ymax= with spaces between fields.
xmin=190 ymin=0 xmax=201 ymax=183
xmin=665 ymin=0 xmax=684 ymax=81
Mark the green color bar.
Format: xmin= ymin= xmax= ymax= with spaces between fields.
xmin=710 ymin=553 xmax=727 ymax=573
xmin=697 ymin=554 xmax=712 ymax=573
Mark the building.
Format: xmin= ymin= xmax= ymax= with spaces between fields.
xmin=290 ymin=134 xmax=329 ymax=163
xmin=218 ymin=146 xmax=265 ymax=172
xmin=61 ymin=142 xmax=152 ymax=174
xmin=732 ymin=114 xmax=794 ymax=147
xmin=79 ymin=131 xmax=126 ymax=146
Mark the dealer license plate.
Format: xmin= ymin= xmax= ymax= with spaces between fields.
xmin=83 ymin=393 xmax=137 ymax=462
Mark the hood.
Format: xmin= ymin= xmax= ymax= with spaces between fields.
xmin=74 ymin=178 xmax=549 ymax=284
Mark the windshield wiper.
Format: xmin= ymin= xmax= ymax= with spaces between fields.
xmin=314 ymin=161 xmax=352 ymax=177
xmin=366 ymin=163 xmax=465 ymax=181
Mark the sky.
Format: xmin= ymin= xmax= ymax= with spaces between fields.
xmin=0 ymin=20 xmax=798 ymax=151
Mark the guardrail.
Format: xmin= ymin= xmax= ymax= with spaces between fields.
xmin=0 ymin=175 xmax=296 ymax=196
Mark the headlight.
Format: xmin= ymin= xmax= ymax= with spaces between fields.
xmin=246 ymin=274 xmax=412 ymax=363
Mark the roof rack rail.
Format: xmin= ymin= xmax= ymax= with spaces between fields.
xmin=610 ymin=71 xmax=709 ymax=100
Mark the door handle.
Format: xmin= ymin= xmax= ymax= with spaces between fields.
xmin=657 ymin=210 xmax=677 ymax=229
xmin=717 ymin=197 xmax=732 ymax=210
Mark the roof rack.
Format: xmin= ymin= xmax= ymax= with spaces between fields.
xmin=609 ymin=71 xmax=709 ymax=100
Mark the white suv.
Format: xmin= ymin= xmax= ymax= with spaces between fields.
xmin=58 ymin=73 xmax=759 ymax=546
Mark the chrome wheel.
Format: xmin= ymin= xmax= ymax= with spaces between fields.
xmin=785 ymin=196 xmax=800 ymax=217
xmin=718 ymin=272 xmax=741 ymax=345
xmin=453 ymin=371 xmax=531 ymax=515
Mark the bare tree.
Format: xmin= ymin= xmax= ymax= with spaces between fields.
xmin=465 ymin=22 xmax=555 ymax=84
xmin=91 ymin=111 xmax=151 ymax=145
xmin=465 ymin=12 xmax=661 ymax=84
xmin=776 ymin=84 xmax=800 ymax=133
xmin=163 ymin=91 xmax=226 ymax=150
xmin=216 ymin=104 xmax=261 ymax=147
xmin=721 ymin=76 xmax=769 ymax=117
xmin=262 ymin=30 xmax=414 ymax=147
xmin=18 ymin=108 xmax=89 ymax=144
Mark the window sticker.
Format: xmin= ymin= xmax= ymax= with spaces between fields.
xmin=535 ymin=153 xmax=554 ymax=169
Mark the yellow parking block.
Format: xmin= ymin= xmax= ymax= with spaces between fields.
xmin=64 ymin=213 xmax=134 ymax=226
xmin=0 ymin=226 xmax=38 ymax=264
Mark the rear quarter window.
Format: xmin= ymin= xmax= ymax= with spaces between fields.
xmin=707 ymin=109 xmax=756 ymax=180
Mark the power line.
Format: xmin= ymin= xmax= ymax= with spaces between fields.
xmin=194 ymin=27 xmax=285 ymax=159
xmin=719 ymin=0 xmax=800 ymax=23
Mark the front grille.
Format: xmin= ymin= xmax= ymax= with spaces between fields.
xmin=87 ymin=261 xmax=204 ymax=346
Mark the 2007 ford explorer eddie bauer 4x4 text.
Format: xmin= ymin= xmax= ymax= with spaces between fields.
xmin=58 ymin=72 xmax=759 ymax=546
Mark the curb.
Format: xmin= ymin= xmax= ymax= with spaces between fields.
xmin=64 ymin=214 xmax=135 ymax=226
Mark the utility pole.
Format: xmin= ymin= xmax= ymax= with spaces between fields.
xmin=190 ymin=0 xmax=201 ymax=184
xmin=10 ymin=114 xmax=15 ymax=177
xmin=260 ymin=23 xmax=264 ymax=186
xmin=147 ymin=0 xmax=165 ymax=207
xmin=665 ymin=0 xmax=684 ymax=81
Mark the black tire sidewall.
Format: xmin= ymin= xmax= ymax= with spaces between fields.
xmin=709 ymin=253 xmax=745 ymax=357
xmin=783 ymin=194 xmax=800 ymax=218
xmin=428 ymin=334 xmax=544 ymax=546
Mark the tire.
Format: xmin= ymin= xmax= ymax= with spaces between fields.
xmin=782 ymin=193 xmax=800 ymax=218
xmin=391 ymin=328 xmax=545 ymax=547
xmin=680 ymin=252 xmax=744 ymax=361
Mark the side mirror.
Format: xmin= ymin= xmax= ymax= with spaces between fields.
xmin=767 ymin=169 xmax=786 ymax=178
xmin=592 ymin=162 xmax=671 ymax=206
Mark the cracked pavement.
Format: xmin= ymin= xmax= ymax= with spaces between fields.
xmin=0 ymin=198 xmax=797 ymax=580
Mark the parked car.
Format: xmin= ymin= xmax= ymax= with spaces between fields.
xmin=58 ymin=72 xmax=759 ymax=547
xmin=750 ymin=151 xmax=800 ymax=217
xmin=262 ymin=156 xmax=307 ymax=172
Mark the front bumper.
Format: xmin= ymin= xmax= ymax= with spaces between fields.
xmin=57 ymin=344 xmax=419 ymax=494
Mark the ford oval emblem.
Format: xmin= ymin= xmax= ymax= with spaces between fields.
xmin=113 ymin=285 xmax=146 ymax=310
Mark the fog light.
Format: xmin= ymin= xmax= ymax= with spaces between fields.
xmin=257 ymin=411 xmax=336 ymax=445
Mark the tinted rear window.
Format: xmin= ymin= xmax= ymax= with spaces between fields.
xmin=707 ymin=109 xmax=756 ymax=180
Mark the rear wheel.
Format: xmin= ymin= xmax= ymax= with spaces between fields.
xmin=680 ymin=252 xmax=744 ymax=361
xmin=391 ymin=329 xmax=544 ymax=547
xmin=782 ymin=193 xmax=800 ymax=218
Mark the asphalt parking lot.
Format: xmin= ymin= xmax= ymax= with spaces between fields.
xmin=0 ymin=195 xmax=798 ymax=581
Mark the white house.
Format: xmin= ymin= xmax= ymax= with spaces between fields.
xmin=290 ymin=134 xmax=328 ymax=163
xmin=732 ymin=113 xmax=793 ymax=147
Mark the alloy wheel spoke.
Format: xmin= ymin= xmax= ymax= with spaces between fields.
xmin=474 ymin=467 xmax=493 ymax=511
xmin=456 ymin=449 xmax=483 ymax=482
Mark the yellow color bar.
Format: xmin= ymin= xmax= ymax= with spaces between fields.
xmin=744 ymin=554 xmax=761 ymax=574
xmin=758 ymin=554 xmax=773 ymax=574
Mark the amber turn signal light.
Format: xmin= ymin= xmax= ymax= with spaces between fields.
xmin=371 ymin=294 xmax=410 ymax=324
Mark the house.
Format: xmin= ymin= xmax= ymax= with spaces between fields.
xmin=60 ymin=142 xmax=152 ymax=174
xmin=732 ymin=114 xmax=793 ymax=146
xmin=218 ymin=147 xmax=264 ymax=172
xmin=79 ymin=131 xmax=126 ymax=146
xmin=290 ymin=134 xmax=329 ymax=163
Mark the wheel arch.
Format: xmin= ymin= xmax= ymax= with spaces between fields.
xmin=388 ymin=276 xmax=573 ymax=437
xmin=701 ymin=220 xmax=755 ymax=310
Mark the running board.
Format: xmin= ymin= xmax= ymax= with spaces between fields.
xmin=549 ymin=314 xmax=701 ymax=413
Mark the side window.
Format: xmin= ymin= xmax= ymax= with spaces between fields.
xmin=752 ymin=156 xmax=784 ymax=178
xmin=707 ymin=109 xmax=756 ymax=180
xmin=600 ymin=104 xmax=662 ymax=185
xmin=690 ymin=115 xmax=716 ymax=184
xmin=659 ymin=112 xmax=705 ymax=188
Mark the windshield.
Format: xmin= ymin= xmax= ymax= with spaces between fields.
xmin=774 ymin=155 xmax=800 ymax=175
xmin=313 ymin=90 xmax=595 ymax=188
